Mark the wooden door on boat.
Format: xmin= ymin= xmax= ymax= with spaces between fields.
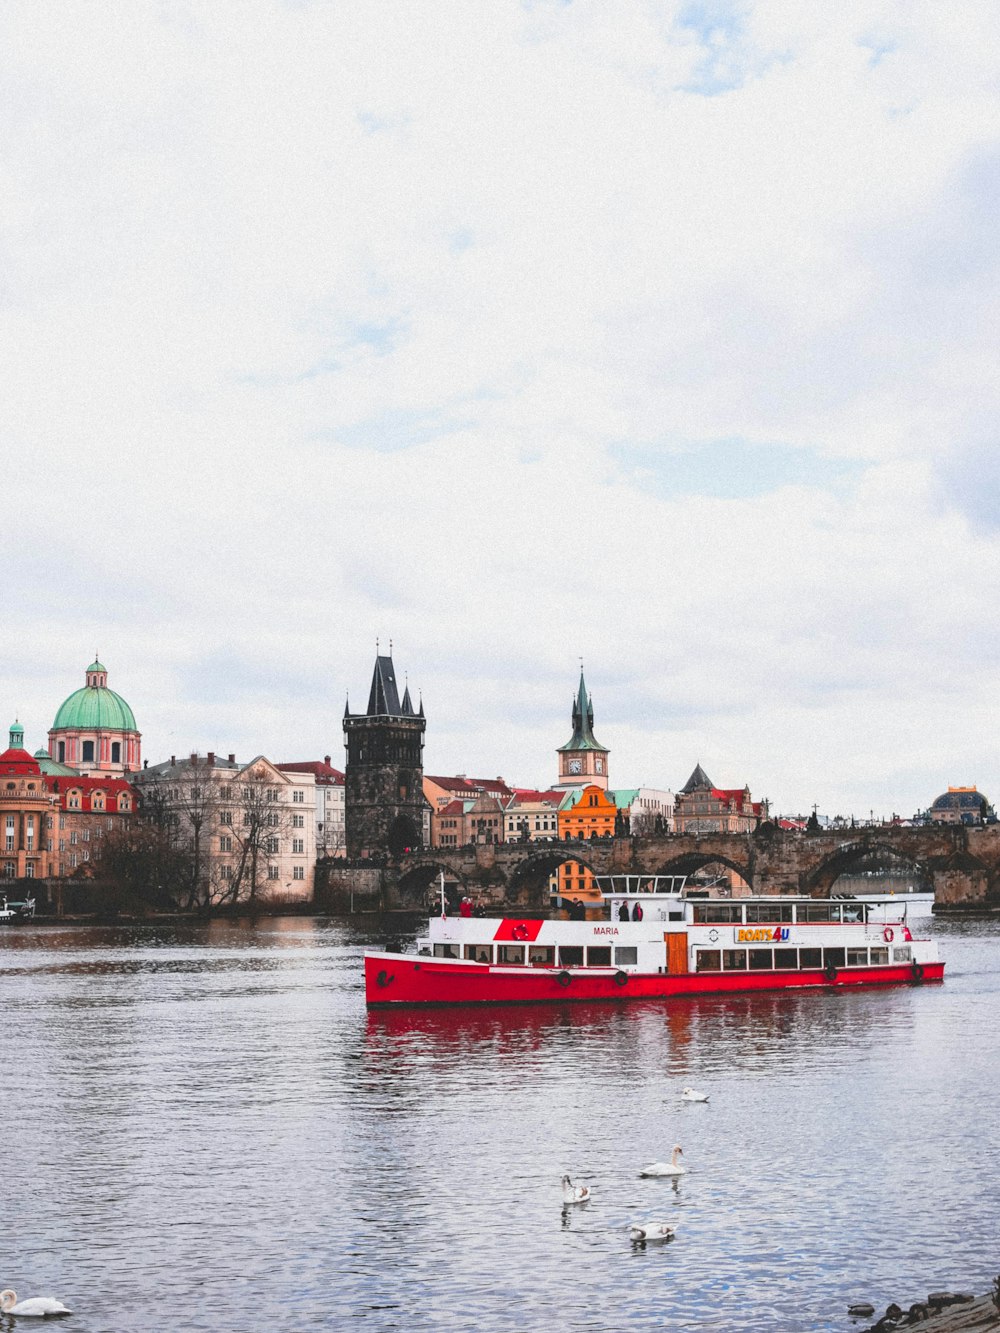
xmin=665 ymin=932 xmax=689 ymax=975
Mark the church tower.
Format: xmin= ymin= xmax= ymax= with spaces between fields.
xmin=344 ymin=650 xmax=426 ymax=858
xmin=555 ymin=669 xmax=609 ymax=790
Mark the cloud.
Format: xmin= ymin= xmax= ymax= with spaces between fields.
xmin=2 ymin=0 xmax=1000 ymax=818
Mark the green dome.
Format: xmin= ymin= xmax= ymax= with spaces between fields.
xmin=52 ymin=685 xmax=137 ymax=733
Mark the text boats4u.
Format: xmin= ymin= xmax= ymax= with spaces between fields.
xmin=364 ymin=877 xmax=944 ymax=1007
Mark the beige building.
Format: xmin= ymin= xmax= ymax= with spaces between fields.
xmin=278 ymin=758 xmax=345 ymax=859
xmin=674 ymin=764 xmax=764 ymax=834
xmin=504 ymin=791 xmax=563 ymax=842
xmin=135 ymin=752 xmax=317 ymax=904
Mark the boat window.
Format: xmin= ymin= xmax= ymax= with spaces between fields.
xmin=841 ymin=904 xmax=863 ymax=923
xmin=774 ymin=948 xmax=798 ymax=969
xmin=668 ymin=910 xmax=684 ymax=921
xmin=696 ymin=950 xmax=721 ymax=972
xmin=846 ymin=948 xmax=868 ymax=967
xmin=586 ymin=947 xmax=612 ymax=967
xmin=748 ymin=949 xmax=773 ymax=970
xmin=433 ymin=944 xmax=459 ymax=959
xmin=799 ymin=947 xmax=822 ymax=968
xmin=894 ymin=946 xmax=912 ymax=963
xmin=823 ymin=947 xmax=846 ymax=968
xmin=528 ymin=945 xmax=555 ymax=966
xmin=745 ymin=903 xmax=794 ymax=924
xmin=614 ymin=947 xmax=638 ymax=966
xmin=797 ymin=904 xmax=840 ymax=923
xmin=869 ymin=947 xmax=889 ymax=965
xmin=558 ymin=946 xmax=584 ymax=966
xmin=464 ymin=945 xmax=493 ymax=963
xmin=497 ymin=944 xmax=525 ymax=965
xmin=722 ymin=949 xmax=746 ymax=970
xmin=691 ymin=904 xmax=743 ymax=924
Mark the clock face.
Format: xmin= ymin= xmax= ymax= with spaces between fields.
xmin=568 ymin=759 xmax=582 ymax=774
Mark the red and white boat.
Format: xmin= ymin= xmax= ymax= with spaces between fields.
xmin=364 ymin=876 xmax=944 ymax=1007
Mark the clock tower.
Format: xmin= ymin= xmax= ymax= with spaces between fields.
xmin=555 ymin=670 xmax=609 ymax=790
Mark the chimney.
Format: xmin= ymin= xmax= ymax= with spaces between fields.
xmin=228 ymin=753 xmax=235 ymax=763
xmin=207 ymin=752 xmax=215 ymax=766
xmin=170 ymin=755 xmax=175 ymax=766
xmin=324 ymin=755 xmax=331 ymax=766
xmin=190 ymin=752 xmax=198 ymax=765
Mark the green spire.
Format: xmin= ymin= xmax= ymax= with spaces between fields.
xmin=557 ymin=670 xmax=606 ymax=752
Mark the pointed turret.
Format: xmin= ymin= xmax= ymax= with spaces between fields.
xmin=365 ymin=655 xmax=402 ymax=716
xmin=680 ymin=763 xmax=714 ymax=794
xmin=558 ymin=670 xmax=606 ymax=753
xmin=401 ymin=684 xmax=414 ymax=715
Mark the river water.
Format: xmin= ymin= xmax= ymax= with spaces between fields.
xmin=1 ymin=911 xmax=998 ymax=1332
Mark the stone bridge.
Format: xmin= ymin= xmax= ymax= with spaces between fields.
xmin=390 ymin=823 xmax=1000 ymax=911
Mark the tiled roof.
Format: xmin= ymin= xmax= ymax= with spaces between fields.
xmin=278 ymin=761 xmax=345 ymax=785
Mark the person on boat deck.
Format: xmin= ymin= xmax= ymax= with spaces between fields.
xmin=618 ymin=900 xmax=630 ymax=922
xmin=568 ymin=898 xmax=586 ymax=921
xmin=633 ymin=901 xmax=643 ymax=922
xmin=459 ymin=897 xmax=473 ymax=918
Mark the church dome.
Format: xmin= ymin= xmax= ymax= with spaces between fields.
xmin=51 ymin=660 xmax=138 ymax=733
xmin=930 ymin=788 xmax=990 ymax=814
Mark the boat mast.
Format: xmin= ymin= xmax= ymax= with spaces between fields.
xmin=440 ymin=869 xmax=447 ymax=918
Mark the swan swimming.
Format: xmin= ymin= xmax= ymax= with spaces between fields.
xmin=681 ymin=1087 xmax=710 ymax=1102
xmin=639 ymin=1145 xmax=687 ymax=1177
xmin=0 ymin=1289 xmax=73 ymax=1317
xmin=629 ymin=1221 xmax=677 ymax=1242
xmin=561 ymin=1174 xmax=592 ymax=1204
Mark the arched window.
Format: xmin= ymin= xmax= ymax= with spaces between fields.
xmin=58 ymin=741 xmax=66 ymax=763
xmin=111 ymin=742 xmax=121 ymax=763
xmin=82 ymin=740 xmax=95 ymax=763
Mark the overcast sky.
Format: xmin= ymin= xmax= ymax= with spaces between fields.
xmin=4 ymin=1 xmax=999 ymax=819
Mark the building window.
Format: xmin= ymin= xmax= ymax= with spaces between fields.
xmin=70 ymin=831 xmax=78 ymax=845
xmin=266 ymin=838 xmax=279 ymax=854
xmin=266 ymin=788 xmax=278 ymax=803
xmin=25 ymin=863 xmax=35 ymax=878
xmin=267 ymin=812 xmax=279 ymax=827
xmin=220 ymin=786 xmax=232 ymax=800
xmin=82 ymin=740 xmax=95 ymax=763
xmin=292 ymin=814 xmax=304 ymax=828
xmin=267 ymin=865 xmax=279 ymax=880
xmin=69 ymin=792 xmax=81 ymax=809
xmin=292 ymin=838 xmax=304 ymax=854
xmin=83 ymin=828 xmax=90 ymax=842
xmin=3 ymin=863 xmax=14 ymax=878
xmin=111 ymin=741 xmax=121 ymax=763
xmin=221 ymin=865 xmax=232 ymax=880
xmin=292 ymin=790 xmax=304 ymax=803
xmin=220 ymin=810 xmax=232 ymax=826
xmin=292 ymin=865 xmax=304 ymax=880
xmin=219 ymin=836 xmax=232 ymax=852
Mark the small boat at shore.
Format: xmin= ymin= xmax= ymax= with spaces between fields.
xmin=0 ymin=895 xmax=34 ymax=925
xmin=364 ymin=877 xmax=944 ymax=1008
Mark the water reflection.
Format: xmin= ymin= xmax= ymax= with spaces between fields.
xmin=0 ymin=915 xmax=998 ymax=1332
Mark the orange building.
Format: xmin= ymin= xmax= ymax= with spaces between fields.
xmin=554 ymin=784 xmax=618 ymax=906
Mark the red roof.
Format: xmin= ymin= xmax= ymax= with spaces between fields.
xmin=427 ymin=775 xmax=514 ymax=797
xmin=278 ymin=761 xmax=344 ymax=785
xmin=47 ymin=774 xmax=137 ymax=812
xmin=437 ymin=799 xmax=467 ymax=817
xmin=507 ymin=790 xmax=562 ymax=807
xmin=0 ymin=747 xmax=41 ymax=776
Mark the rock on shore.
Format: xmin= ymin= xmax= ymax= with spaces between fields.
xmin=859 ymin=1290 xmax=1000 ymax=1332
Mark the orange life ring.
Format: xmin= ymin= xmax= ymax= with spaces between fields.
xmin=883 ymin=927 xmax=894 ymax=943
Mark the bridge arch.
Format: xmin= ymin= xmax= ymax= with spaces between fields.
xmin=395 ymin=857 xmax=472 ymax=909
xmin=506 ymin=845 xmax=603 ymax=910
xmin=652 ymin=850 xmax=754 ymax=891
xmin=805 ymin=841 xmax=933 ymax=897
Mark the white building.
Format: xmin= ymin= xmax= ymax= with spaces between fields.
xmin=136 ymin=751 xmax=317 ymax=904
xmin=609 ymin=786 xmax=676 ymax=834
xmin=278 ymin=758 xmax=345 ymax=860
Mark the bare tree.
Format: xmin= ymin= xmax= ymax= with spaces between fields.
xmin=227 ymin=764 xmax=292 ymax=903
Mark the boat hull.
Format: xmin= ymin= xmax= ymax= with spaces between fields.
xmin=365 ymin=954 xmax=945 ymax=1008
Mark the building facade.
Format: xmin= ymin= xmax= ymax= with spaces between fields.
xmin=278 ymin=757 xmax=346 ymax=858
xmin=135 ymin=752 xmax=316 ymax=903
xmin=344 ymin=652 xmax=426 ymax=858
xmin=673 ymin=764 xmax=764 ymax=834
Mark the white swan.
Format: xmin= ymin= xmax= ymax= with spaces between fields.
xmin=681 ymin=1087 xmax=710 ymax=1102
xmin=561 ymin=1174 xmax=591 ymax=1203
xmin=639 ymin=1145 xmax=687 ymax=1177
xmin=629 ymin=1221 xmax=677 ymax=1241
xmin=0 ymin=1289 xmax=73 ymax=1317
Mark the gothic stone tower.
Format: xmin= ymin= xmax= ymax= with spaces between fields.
xmin=344 ymin=652 xmax=426 ymax=859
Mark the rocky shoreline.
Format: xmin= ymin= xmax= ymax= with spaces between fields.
xmin=854 ymin=1288 xmax=1000 ymax=1332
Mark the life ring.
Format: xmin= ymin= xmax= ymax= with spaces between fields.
xmin=883 ymin=927 xmax=894 ymax=943
xmin=375 ymin=969 xmax=395 ymax=989
xmin=557 ymin=970 xmax=572 ymax=988
xmin=911 ymin=961 xmax=925 ymax=984
xmin=824 ymin=962 xmax=838 ymax=985
xmin=614 ymin=970 xmax=629 ymax=987
xmin=513 ymin=923 xmax=529 ymax=940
